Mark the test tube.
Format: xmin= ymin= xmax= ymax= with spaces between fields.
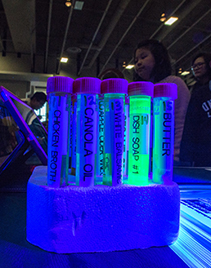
xmin=128 ymin=82 xmax=153 ymax=186
xmin=149 ymin=97 xmax=154 ymax=181
xmin=69 ymin=98 xmax=73 ymax=168
xmin=123 ymin=96 xmax=129 ymax=182
xmin=101 ymin=78 xmax=128 ymax=186
xmin=96 ymin=93 xmax=104 ymax=184
xmin=74 ymin=77 xmax=101 ymax=187
xmin=70 ymin=93 xmax=77 ymax=176
xmin=153 ymin=83 xmax=177 ymax=184
xmin=47 ymin=76 xmax=73 ymax=187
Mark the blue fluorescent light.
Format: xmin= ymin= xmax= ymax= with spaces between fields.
xmin=170 ymin=198 xmax=211 ymax=268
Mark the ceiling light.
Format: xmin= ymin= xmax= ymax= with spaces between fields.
xmin=65 ymin=0 xmax=71 ymax=7
xmin=164 ymin=17 xmax=178 ymax=26
xmin=74 ymin=1 xmax=84 ymax=10
xmin=60 ymin=57 xmax=68 ymax=63
xmin=160 ymin=13 xmax=166 ymax=22
xmin=178 ymin=68 xmax=182 ymax=74
xmin=181 ymin=71 xmax=190 ymax=76
xmin=126 ymin=64 xmax=134 ymax=69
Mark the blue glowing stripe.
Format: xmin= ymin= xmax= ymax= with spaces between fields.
xmin=180 ymin=200 xmax=211 ymax=229
xmin=170 ymin=223 xmax=211 ymax=268
xmin=181 ymin=215 xmax=211 ymax=250
xmin=170 ymin=191 xmax=211 ymax=268
xmin=170 ymin=218 xmax=211 ymax=268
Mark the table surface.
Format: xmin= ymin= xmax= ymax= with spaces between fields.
xmin=0 ymin=192 xmax=189 ymax=268
xmin=1 ymin=166 xmax=211 ymax=268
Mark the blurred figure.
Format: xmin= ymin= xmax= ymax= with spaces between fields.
xmin=133 ymin=39 xmax=190 ymax=162
xmin=180 ymin=53 xmax=211 ymax=166
xmin=0 ymin=100 xmax=19 ymax=156
xmin=29 ymin=92 xmax=47 ymax=110
xmin=98 ymin=68 xmax=124 ymax=80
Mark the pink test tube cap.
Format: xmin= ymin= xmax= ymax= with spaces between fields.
xmin=154 ymin=83 xmax=178 ymax=100
xmin=47 ymin=76 xmax=74 ymax=95
xmin=128 ymin=81 xmax=154 ymax=97
xmin=73 ymin=77 xmax=101 ymax=94
xmin=101 ymin=78 xmax=128 ymax=94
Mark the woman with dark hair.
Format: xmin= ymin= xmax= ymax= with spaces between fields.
xmin=134 ymin=39 xmax=190 ymax=162
xmin=191 ymin=52 xmax=211 ymax=88
xmin=180 ymin=53 xmax=211 ymax=166
xmin=134 ymin=39 xmax=172 ymax=82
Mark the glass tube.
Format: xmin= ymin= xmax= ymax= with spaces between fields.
xmin=74 ymin=77 xmax=101 ymax=187
xmin=101 ymin=78 xmax=128 ymax=186
xmin=123 ymin=96 xmax=129 ymax=182
xmin=47 ymin=76 xmax=73 ymax=187
xmin=96 ymin=94 xmax=104 ymax=184
xmin=70 ymin=94 xmax=77 ymax=176
xmin=128 ymin=82 xmax=153 ymax=186
xmin=153 ymin=83 xmax=177 ymax=184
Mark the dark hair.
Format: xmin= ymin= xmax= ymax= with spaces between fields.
xmin=134 ymin=39 xmax=172 ymax=82
xmin=31 ymin=92 xmax=47 ymax=102
xmin=192 ymin=52 xmax=211 ymax=79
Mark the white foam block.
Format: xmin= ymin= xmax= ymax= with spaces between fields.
xmin=26 ymin=166 xmax=180 ymax=253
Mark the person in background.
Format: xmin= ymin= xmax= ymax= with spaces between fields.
xmin=98 ymin=68 xmax=124 ymax=80
xmin=134 ymin=39 xmax=190 ymax=163
xmin=29 ymin=92 xmax=47 ymax=110
xmin=190 ymin=52 xmax=211 ymax=92
xmin=180 ymin=53 xmax=211 ymax=166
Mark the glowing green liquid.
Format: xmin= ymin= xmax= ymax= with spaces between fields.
xmin=128 ymin=153 xmax=149 ymax=185
xmin=128 ymin=96 xmax=151 ymax=186
xmin=96 ymin=96 xmax=104 ymax=184
xmin=103 ymin=153 xmax=112 ymax=185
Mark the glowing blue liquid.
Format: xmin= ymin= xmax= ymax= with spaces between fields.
xmin=123 ymin=102 xmax=129 ymax=181
xmin=153 ymin=97 xmax=174 ymax=184
xmin=95 ymin=96 xmax=104 ymax=184
xmin=47 ymin=93 xmax=71 ymax=187
xmin=76 ymin=94 xmax=98 ymax=187
xmin=70 ymin=99 xmax=77 ymax=176
xmin=69 ymin=102 xmax=73 ymax=168
xmin=103 ymin=94 xmax=125 ymax=186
